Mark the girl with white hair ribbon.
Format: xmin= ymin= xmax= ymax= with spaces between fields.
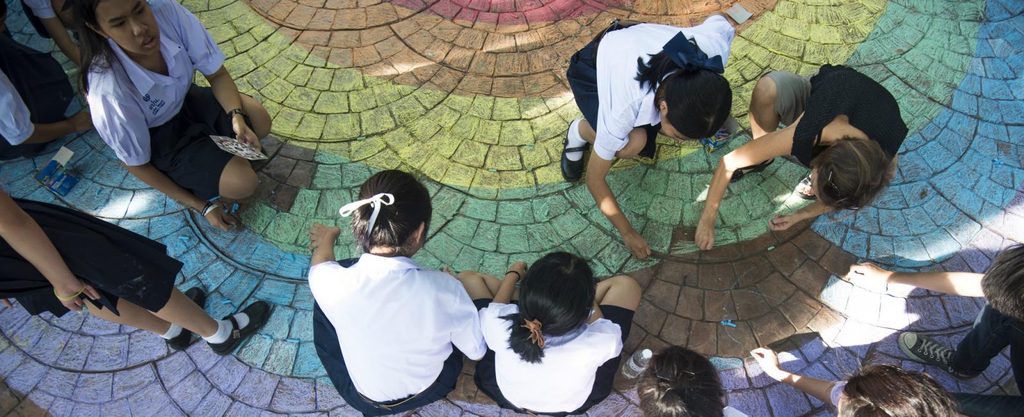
xmin=306 ymin=169 xmax=486 ymax=416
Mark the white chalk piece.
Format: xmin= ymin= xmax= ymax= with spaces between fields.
xmin=53 ymin=146 xmax=74 ymax=166
xmin=725 ymin=4 xmax=753 ymax=24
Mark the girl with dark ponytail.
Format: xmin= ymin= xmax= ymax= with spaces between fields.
xmin=561 ymin=15 xmax=736 ymax=260
xmin=459 ymin=252 xmax=642 ymax=415
xmin=638 ymin=346 xmax=748 ymax=417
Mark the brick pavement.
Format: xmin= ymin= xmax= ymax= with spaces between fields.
xmin=1 ymin=0 xmax=1023 ymax=415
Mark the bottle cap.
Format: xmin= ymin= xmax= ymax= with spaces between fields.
xmin=641 ymin=349 xmax=652 ymax=359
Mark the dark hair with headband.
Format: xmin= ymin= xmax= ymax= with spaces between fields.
xmin=638 ymin=346 xmax=725 ymax=417
xmin=839 ymin=365 xmax=960 ymax=417
xmin=635 ymin=33 xmax=732 ymax=139
xmin=501 ymin=252 xmax=595 ymax=363
xmin=349 ymin=170 xmax=431 ymax=255
xmin=810 ymin=137 xmax=893 ymax=210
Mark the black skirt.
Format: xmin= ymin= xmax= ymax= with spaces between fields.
xmin=0 ymin=199 xmax=181 ymax=316
xmin=148 ymin=85 xmax=240 ymax=200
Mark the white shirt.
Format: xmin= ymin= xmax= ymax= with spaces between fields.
xmin=308 ymin=254 xmax=486 ymax=402
xmin=593 ymin=16 xmax=735 ymax=160
xmin=85 ymin=0 xmax=225 ymax=166
xmin=0 ymin=70 xmax=34 ymax=145
xmin=480 ymin=302 xmax=622 ymax=413
xmin=22 ymin=0 xmax=56 ymax=19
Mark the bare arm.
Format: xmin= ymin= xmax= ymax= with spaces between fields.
xmin=22 ymin=112 xmax=92 ymax=144
xmin=0 ymin=191 xmax=97 ymax=301
xmin=586 ymin=131 xmax=651 ymax=259
xmin=849 ymin=263 xmax=985 ymax=297
xmin=40 ymin=17 xmax=80 ymax=66
xmin=308 ymin=224 xmax=340 ymax=266
xmin=696 ymin=119 xmax=797 ymax=249
xmin=751 ymin=348 xmax=835 ymax=405
xmin=204 ymin=67 xmax=260 ymax=150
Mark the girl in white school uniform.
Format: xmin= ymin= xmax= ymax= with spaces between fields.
xmin=561 ymin=15 xmax=736 ymax=259
xmin=307 ymin=170 xmax=486 ymax=416
xmin=458 ymin=252 xmax=642 ymax=415
xmin=71 ymin=0 xmax=271 ymax=230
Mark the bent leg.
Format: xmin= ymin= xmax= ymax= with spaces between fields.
xmin=595 ymin=275 xmax=642 ymax=311
xmin=218 ymin=156 xmax=258 ymax=200
xmin=749 ymin=75 xmax=780 ymax=139
xmin=87 ymin=298 xmax=173 ymax=334
xmin=150 ymin=289 xmax=218 ymax=338
xmin=949 ymin=305 xmax=1012 ymax=376
xmin=456 ymin=271 xmax=500 ymax=300
xmin=577 ymin=118 xmax=597 ymax=143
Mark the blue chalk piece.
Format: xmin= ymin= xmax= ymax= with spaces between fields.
xmin=286 ymin=338 xmax=299 ymax=343
xmin=719 ymin=320 xmax=737 ymax=328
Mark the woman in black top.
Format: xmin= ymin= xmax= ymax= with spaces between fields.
xmin=695 ymin=65 xmax=908 ymax=249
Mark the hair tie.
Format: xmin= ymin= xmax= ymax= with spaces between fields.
xmin=521 ymin=318 xmax=546 ymax=349
xmin=661 ymin=33 xmax=724 ymax=74
xmin=338 ymin=193 xmax=395 ymax=237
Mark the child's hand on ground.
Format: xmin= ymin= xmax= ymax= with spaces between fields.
xmin=204 ymin=203 xmax=238 ymax=231
xmin=769 ymin=214 xmax=800 ymax=231
xmin=71 ymin=111 xmax=93 ymax=132
xmin=695 ymin=219 xmax=715 ymax=250
xmin=308 ymin=223 xmax=341 ymax=252
xmin=848 ymin=262 xmax=893 ymax=283
xmin=623 ymin=230 xmax=651 ymax=259
xmin=750 ymin=347 xmax=787 ymax=381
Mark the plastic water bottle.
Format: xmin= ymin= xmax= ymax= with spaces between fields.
xmin=621 ymin=348 xmax=653 ymax=379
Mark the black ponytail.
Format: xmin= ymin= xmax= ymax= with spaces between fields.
xmin=501 ymin=252 xmax=595 ymax=364
xmin=351 ymin=170 xmax=432 ymax=255
xmin=68 ymin=0 xmax=118 ymax=93
xmin=635 ymin=52 xmax=732 ymax=139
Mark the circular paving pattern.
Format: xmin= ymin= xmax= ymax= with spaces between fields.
xmin=2 ymin=0 xmax=1023 ymax=415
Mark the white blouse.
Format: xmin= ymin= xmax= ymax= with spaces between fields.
xmin=480 ymin=302 xmax=622 ymax=413
xmin=85 ymin=0 xmax=225 ymax=166
xmin=593 ymin=16 xmax=735 ymax=160
xmin=0 ymin=70 xmax=34 ymax=145
xmin=309 ymin=254 xmax=486 ymax=402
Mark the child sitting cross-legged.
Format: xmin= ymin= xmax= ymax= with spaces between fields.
xmin=307 ymin=169 xmax=486 ymax=416
xmin=457 ymin=253 xmax=641 ymax=415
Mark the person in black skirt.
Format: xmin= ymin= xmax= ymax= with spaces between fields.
xmin=71 ymin=0 xmax=272 ymax=231
xmin=695 ymin=64 xmax=908 ymax=250
xmin=0 ymin=189 xmax=270 ymax=354
xmin=0 ymin=1 xmax=92 ymax=160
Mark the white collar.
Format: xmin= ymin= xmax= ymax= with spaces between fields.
xmin=108 ymin=34 xmax=184 ymax=94
xmin=354 ymin=253 xmax=421 ymax=273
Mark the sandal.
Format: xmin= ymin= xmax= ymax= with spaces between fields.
xmin=167 ymin=287 xmax=207 ymax=350
xmin=208 ymin=301 xmax=271 ymax=355
xmin=730 ymin=159 xmax=774 ymax=183
xmin=796 ymin=176 xmax=816 ymax=200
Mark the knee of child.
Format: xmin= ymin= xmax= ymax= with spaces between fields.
xmin=751 ymin=75 xmax=778 ymax=106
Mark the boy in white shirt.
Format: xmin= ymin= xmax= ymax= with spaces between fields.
xmin=308 ymin=170 xmax=486 ymax=416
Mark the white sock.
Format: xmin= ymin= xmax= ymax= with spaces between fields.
xmin=565 ymin=118 xmax=587 ymax=161
xmin=160 ymin=324 xmax=183 ymax=340
xmin=203 ymin=313 xmax=250 ymax=344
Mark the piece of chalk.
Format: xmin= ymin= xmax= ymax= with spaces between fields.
xmin=725 ymin=4 xmax=753 ymax=24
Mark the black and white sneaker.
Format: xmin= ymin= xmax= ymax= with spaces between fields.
xmin=898 ymin=332 xmax=978 ymax=379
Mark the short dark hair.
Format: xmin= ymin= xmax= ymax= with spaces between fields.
xmin=840 ymin=365 xmax=960 ymax=417
xmin=636 ymin=52 xmax=732 ymax=139
xmin=502 ymin=252 xmax=595 ymax=363
xmin=350 ymin=170 xmax=431 ymax=255
xmin=982 ymin=244 xmax=1024 ymax=322
xmin=638 ymin=346 xmax=725 ymax=417
xmin=811 ymin=137 xmax=894 ymax=210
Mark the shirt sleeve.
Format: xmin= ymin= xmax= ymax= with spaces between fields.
xmin=448 ymin=287 xmax=487 ymax=360
xmin=690 ymin=15 xmax=735 ymax=66
xmin=164 ymin=0 xmax=226 ymax=76
xmin=587 ymin=318 xmax=624 ymax=364
xmin=0 ymin=71 xmax=35 ymax=145
xmin=829 ymin=381 xmax=846 ymax=407
xmin=23 ymin=0 xmax=57 ymax=19
xmin=87 ymin=88 xmax=153 ymax=166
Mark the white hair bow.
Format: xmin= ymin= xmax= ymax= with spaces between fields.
xmin=338 ymin=193 xmax=395 ymax=237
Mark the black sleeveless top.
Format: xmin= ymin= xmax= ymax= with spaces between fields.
xmin=791 ymin=65 xmax=908 ymax=167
